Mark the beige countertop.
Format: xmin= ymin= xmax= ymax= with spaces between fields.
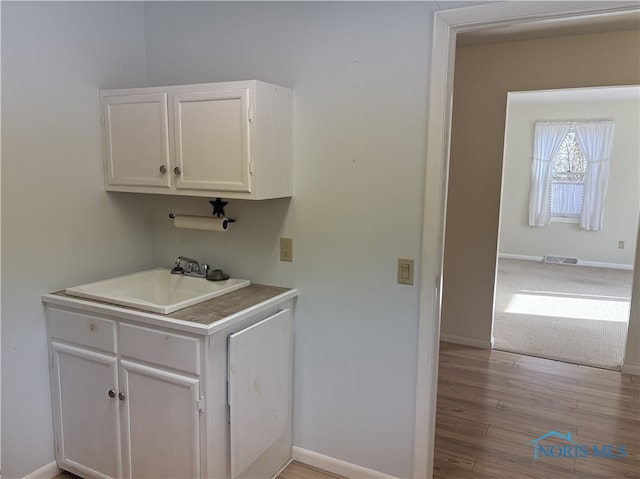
xmin=47 ymin=284 xmax=296 ymax=332
xmin=167 ymin=284 xmax=291 ymax=324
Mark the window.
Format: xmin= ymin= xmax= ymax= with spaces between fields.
xmin=529 ymin=120 xmax=613 ymax=231
xmin=550 ymin=129 xmax=587 ymax=222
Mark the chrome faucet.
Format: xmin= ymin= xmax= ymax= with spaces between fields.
xmin=170 ymin=256 xmax=209 ymax=278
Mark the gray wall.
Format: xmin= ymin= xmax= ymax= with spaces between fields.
xmin=141 ymin=3 xmax=435 ymax=475
xmin=1 ymin=2 xmax=443 ymax=477
xmin=1 ymin=2 xmax=154 ymax=477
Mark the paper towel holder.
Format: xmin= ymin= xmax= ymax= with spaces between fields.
xmin=168 ymin=198 xmax=236 ymax=223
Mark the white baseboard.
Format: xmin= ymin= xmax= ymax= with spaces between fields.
xmin=500 ymin=253 xmax=543 ymax=262
xmin=21 ymin=462 xmax=59 ymax=479
xmin=499 ymin=253 xmax=633 ymax=270
xmin=292 ymin=447 xmax=398 ymax=479
xmin=621 ymin=364 xmax=640 ymax=376
xmin=578 ymin=260 xmax=633 ymax=271
xmin=440 ymin=334 xmax=493 ymax=349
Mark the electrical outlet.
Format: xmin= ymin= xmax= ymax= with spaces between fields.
xmin=618 ymin=240 xmax=625 ymax=249
xmin=280 ymin=238 xmax=293 ymax=262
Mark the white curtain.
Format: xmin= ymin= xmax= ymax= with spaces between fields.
xmin=551 ymin=182 xmax=584 ymax=217
xmin=528 ymin=122 xmax=572 ymax=227
xmin=574 ymin=121 xmax=615 ymax=231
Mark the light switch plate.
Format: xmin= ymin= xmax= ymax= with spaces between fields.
xmin=397 ymin=258 xmax=414 ymax=285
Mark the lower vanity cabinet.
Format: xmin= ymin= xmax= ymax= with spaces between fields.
xmin=48 ymin=311 xmax=202 ymax=479
xmin=44 ymin=293 xmax=295 ymax=479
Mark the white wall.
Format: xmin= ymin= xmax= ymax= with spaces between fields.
xmin=500 ymin=95 xmax=640 ymax=266
xmin=1 ymin=3 xmax=153 ymax=477
xmin=141 ymin=2 xmax=435 ymax=476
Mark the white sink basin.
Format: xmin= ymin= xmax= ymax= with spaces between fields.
xmin=65 ymin=268 xmax=250 ymax=314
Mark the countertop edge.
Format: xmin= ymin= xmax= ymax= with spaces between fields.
xmin=41 ymin=288 xmax=299 ymax=336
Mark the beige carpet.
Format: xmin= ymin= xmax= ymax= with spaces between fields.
xmin=493 ymin=259 xmax=634 ymax=370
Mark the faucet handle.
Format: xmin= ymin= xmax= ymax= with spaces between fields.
xmin=201 ymin=264 xmax=209 ymax=275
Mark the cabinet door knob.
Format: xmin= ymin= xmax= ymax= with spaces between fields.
xmin=108 ymin=389 xmax=116 ymax=398
xmin=159 ymin=165 xmax=167 ymax=174
xmin=174 ymin=166 xmax=181 ymax=176
xmin=118 ymin=392 xmax=126 ymax=401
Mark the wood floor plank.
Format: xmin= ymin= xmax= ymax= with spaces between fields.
xmin=575 ymin=457 xmax=640 ymax=478
xmin=505 ymin=375 xmax=637 ymax=405
xmin=472 ymin=457 xmax=607 ymax=479
xmin=434 ymin=412 xmax=490 ymax=438
xmin=436 ymin=426 xmax=576 ymax=471
xmin=497 ymin=398 xmax=640 ymax=433
xmin=574 ymin=425 xmax=640 ymax=453
xmin=433 ymin=458 xmax=496 ymax=479
xmin=441 ymin=355 xmax=580 ymax=387
xmin=438 ymin=379 xmax=579 ymax=410
xmin=278 ymin=461 xmax=346 ymax=479
xmin=577 ymin=397 xmax=640 ymax=422
xmin=438 ymin=371 xmax=578 ymax=409
xmin=433 ymin=446 xmax=476 ymax=470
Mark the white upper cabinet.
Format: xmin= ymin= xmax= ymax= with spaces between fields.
xmin=100 ymin=81 xmax=293 ymax=199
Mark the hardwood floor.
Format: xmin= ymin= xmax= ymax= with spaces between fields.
xmin=434 ymin=342 xmax=640 ymax=478
xmin=278 ymin=461 xmax=346 ymax=479
xmin=54 ymin=461 xmax=342 ymax=479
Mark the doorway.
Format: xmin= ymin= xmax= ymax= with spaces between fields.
xmin=414 ymin=3 xmax=640 ymax=478
xmin=493 ymin=86 xmax=639 ymax=370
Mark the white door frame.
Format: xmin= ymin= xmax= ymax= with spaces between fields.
xmin=413 ymin=2 xmax=640 ymax=477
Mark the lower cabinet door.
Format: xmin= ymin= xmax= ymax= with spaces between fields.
xmin=51 ymin=342 xmax=122 ymax=479
xmin=119 ymin=359 xmax=201 ymax=479
xmin=228 ymin=309 xmax=293 ymax=479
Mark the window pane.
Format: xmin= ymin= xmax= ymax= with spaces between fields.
xmin=552 ymin=130 xmax=586 ymax=183
xmin=551 ymin=128 xmax=586 ymax=219
xmin=551 ymin=182 xmax=584 ymax=216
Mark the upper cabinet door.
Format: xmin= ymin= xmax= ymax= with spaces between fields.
xmin=101 ymin=92 xmax=171 ymax=188
xmin=172 ymin=88 xmax=251 ymax=193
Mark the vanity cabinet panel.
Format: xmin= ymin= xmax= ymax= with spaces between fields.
xmin=228 ymin=309 xmax=293 ymax=479
xmin=51 ymin=342 xmax=122 ymax=479
xmin=101 ymin=92 xmax=171 ymax=188
xmin=120 ymin=360 xmax=201 ymax=479
xmin=48 ymin=308 xmax=116 ymax=353
xmin=119 ymin=322 xmax=201 ymax=375
xmin=100 ymin=80 xmax=292 ymax=199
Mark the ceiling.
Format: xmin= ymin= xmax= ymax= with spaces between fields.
xmin=457 ymin=7 xmax=640 ymax=46
xmin=508 ymin=85 xmax=640 ymax=104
